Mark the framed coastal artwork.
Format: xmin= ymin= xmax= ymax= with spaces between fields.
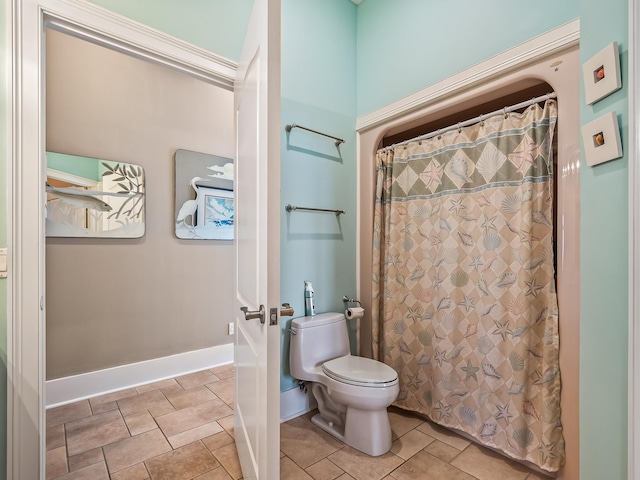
xmin=174 ymin=149 xmax=234 ymax=240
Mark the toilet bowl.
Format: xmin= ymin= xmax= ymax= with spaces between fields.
xmin=289 ymin=312 xmax=399 ymax=456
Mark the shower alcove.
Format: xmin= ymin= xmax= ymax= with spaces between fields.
xmin=356 ymin=36 xmax=580 ymax=479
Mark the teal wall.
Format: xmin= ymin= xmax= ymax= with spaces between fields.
xmin=356 ymin=0 xmax=580 ymax=116
xmin=579 ymin=0 xmax=629 ymax=478
xmin=0 ymin=0 xmax=8 ymax=476
xmin=280 ymin=0 xmax=358 ymax=391
xmin=87 ymin=0 xmax=253 ymax=61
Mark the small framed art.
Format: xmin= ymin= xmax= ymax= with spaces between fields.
xmin=582 ymin=42 xmax=622 ymax=105
xmin=581 ymin=111 xmax=623 ymax=167
xmin=196 ymin=186 xmax=234 ymax=240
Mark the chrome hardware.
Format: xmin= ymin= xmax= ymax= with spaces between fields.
xmin=241 ymin=304 xmax=266 ymax=324
xmin=288 ymin=328 xmax=297 ymax=336
xmin=285 ymin=123 xmax=345 ymax=146
xmin=280 ymin=303 xmax=294 ymax=317
xmin=285 ymin=204 xmax=345 ymax=216
xmin=342 ymin=295 xmax=362 ymax=307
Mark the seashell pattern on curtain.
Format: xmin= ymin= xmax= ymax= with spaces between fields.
xmin=371 ymin=100 xmax=564 ymax=472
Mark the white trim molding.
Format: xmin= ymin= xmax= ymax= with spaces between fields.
xmin=46 ymin=344 xmax=233 ymax=408
xmin=629 ymin=1 xmax=640 ymax=478
xmin=356 ymin=18 xmax=580 ymax=132
xmin=8 ymin=0 xmax=238 ymax=478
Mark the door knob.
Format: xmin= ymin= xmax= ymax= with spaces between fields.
xmin=241 ymin=305 xmax=265 ymax=324
xmin=280 ymin=303 xmax=294 ymax=317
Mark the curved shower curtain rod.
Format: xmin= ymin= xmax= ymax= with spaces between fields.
xmin=380 ymin=92 xmax=557 ymax=153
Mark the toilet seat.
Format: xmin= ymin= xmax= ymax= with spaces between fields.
xmin=322 ymin=355 xmax=398 ymax=388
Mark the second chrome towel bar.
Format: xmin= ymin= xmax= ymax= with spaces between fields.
xmin=285 ymin=204 xmax=345 ymax=216
xmin=285 ymin=123 xmax=345 ymax=146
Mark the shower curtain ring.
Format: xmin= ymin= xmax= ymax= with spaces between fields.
xmin=457 ymin=123 xmax=462 ymax=133
xmin=503 ymin=107 xmax=508 ymax=119
xmin=437 ymin=129 xmax=442 ymax=139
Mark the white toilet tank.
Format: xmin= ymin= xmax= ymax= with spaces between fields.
xmin=289 ymin=312 xmax=350 ymax=380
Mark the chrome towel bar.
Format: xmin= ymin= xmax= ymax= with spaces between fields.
xmin=285 ymin=123 xmax=345 ymax=146
xmin=285 ymin=204 xmax=345 ymax=216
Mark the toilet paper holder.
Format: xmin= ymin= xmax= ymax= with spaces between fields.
xmin=342 ymin=295 xmax=362 ymax=307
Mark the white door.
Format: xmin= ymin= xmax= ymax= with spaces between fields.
xmin=233 ymin=0 xmax=281 ymax=478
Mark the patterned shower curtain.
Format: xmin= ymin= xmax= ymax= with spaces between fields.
xmin=372 ymin=100 xmax=564 ymax=472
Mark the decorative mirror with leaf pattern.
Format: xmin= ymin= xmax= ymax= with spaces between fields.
xmin=46 ymin=152 xmax=146 ymax=238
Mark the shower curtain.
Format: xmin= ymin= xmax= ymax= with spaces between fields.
xmin=372 ymin=100 xmax=564 ymax=472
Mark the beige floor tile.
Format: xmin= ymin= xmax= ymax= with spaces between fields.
xmin=145 ymin=441 xmax=219 ymax=480
xmin=103 ymin=428 xmax=172 ymax=474
xmin=335 ymin=475 xmax=356 ymax=480
xmin=54 ymin=461 xmax=110 ymax=480
xmin=390 ymin=451 xmax=474 ymax=480
xmin=206 ymin=378 xmax=235 ymax=405
xmin=423 ymin=440 xmax=461 ymax=463
xmin=450 ymin=443 xmax=531 ymax=480
xmin=149 ymin=404 xmax=176 ymax=418
xmin=117 ymin=389 xmax=171 ymax=416
xmin=176 ymin=370 xmax=221 ymax=389
xmin=89 ymin=389 xmax=138 ymax=414
xmin=388 ymin=408 xmax=425 ymax=441
xmin=212 ymin=442 xmax=243 ymax=480
xmin=194 ymin=466 xmax=234 ymax=479
xmin=68 ymin=447 xmax=104 ymax=472
xmin=281 ymin=456 xmax=313 ymax=479
xmin=168 ymin=421 xmax=224 ymax=449
xmin=135 ymin=378 xmax=180 ymax=394
xmin=46 ymin=445 xmax=68 ymax=480
xmin=217 ymin=415 xmax=235 ymax=438
xmin=163 ymin=384 xmax=217 ymax=410
xmin=415 ymin=421 xmax=471 ymax=451
xmin=203 ymin=431 xmax=235 ymax=453
xmin=328 ymin=446 xmax=403 ymax=480
xmin=110 ymin=462 xmax=149 ymax=480
xmin=280 ymin=416 xmax=344 ymax=469
xmin=156 ymin=399 xmax=232 ymax=438
xmin=305 ymin=458 xmax=345 ymax=480
xmin=124 ymin=411 xmax=157 ymax=436
xmin=65 ymin=409 xmax=130 ymax=457
xmin=47 ymin=424 xmax=66 ymax=451
xmin=390 ymin=428 xmax=435 ymax=460
xmin=210 ymin=364 xmax=234 ymax=377
xmin=47 ymin=400 xmax=92 ymax=427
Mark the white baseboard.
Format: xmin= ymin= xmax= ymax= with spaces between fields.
xmin=280 ymin=386 xmax=317 ymax=422
xmin=46 ymin=343 xmax=234 ymax=408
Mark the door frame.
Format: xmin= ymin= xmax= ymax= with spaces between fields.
xmin=7 ymin=1 xmax=236 ymax=477
xmin=629 ymin=1 xmax=640 ymax=478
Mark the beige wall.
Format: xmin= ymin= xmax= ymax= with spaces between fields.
xmin=45 ymin=29 xmax=235 ymax=379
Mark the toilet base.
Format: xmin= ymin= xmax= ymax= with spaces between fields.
xmin=311 ymin=406 xmax=392 ymax=457
xmin=311 ymin=412 xmax=345 ymax=441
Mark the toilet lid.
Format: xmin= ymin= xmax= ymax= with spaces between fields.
xmin=322 ymin=355 xmax=398 ymax=388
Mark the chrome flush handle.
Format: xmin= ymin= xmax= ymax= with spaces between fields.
xmin=280 ymin=303 xmax=294 ymax=317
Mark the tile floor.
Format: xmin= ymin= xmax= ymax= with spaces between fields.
xmin=47 ymin=367 xmax=548 ymax=480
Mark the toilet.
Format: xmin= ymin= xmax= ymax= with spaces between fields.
xmin=289 ymin=312 xmax=399 ymax=456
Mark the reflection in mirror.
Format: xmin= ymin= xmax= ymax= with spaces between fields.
xmin=174 ymin=149 xmax=234 ymax=240
xmin=46 ymin=152 xmax=146 ymax=238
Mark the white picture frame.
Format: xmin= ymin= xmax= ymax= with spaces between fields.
xmin=582 ymin=111 xmax=623 ymax=167
xmin=583 ymin=42 xmax=622 ymax=105
xmin=196 ymin=186 xmax=234 ymax=240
